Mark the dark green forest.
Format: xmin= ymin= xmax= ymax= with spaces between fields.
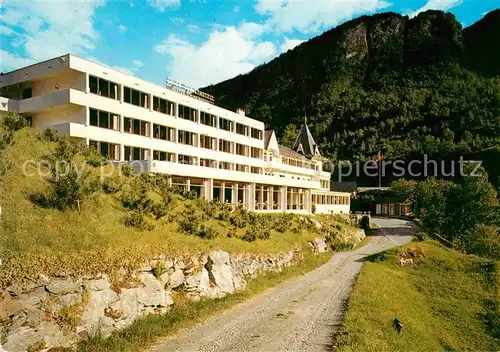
xmin=202 ymin=10 xmax=500 ymax=185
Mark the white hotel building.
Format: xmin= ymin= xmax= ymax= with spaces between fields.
xmin=0 ymin=54 xmax=350 ymax=214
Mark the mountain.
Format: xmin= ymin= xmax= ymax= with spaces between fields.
xmin=201 ymin=10 xmax=500 ymax=181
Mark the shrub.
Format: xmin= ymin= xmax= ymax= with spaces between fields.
xmin=48 ymin=167 xmax=100 ymax=210
xmin=124 ymin=211 xmax=154 ymax=231
xmin=242 ymin=225 xmax=270 ymax=242
xmin=196 ymin=225 xmax=219 ymax=239
xmin=42 ymin=128 xmax=60 ymax=142
xmin=360 ymin=215 xmax=371 ymax=230
xmin=179 ymin=213 xmax=201 ymax=235
xmin=149 ymin=202 xmax=168 ymax=220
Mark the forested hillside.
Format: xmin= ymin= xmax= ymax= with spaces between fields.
xmin=202 ymin=10 xmax=500 ymax=182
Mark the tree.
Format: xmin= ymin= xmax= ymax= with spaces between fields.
xmin=280 ymin=124 xmax=299 ymax=148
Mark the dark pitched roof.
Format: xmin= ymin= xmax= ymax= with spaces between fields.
xmin=292 ymin=122 xmax=321 ymax=158
xmin=278 ymin=145 xmax=308 ymax=160
xmin=264 ymin=130 xmax=273 ymax=149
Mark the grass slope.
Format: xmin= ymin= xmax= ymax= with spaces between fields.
xmin=337 ymin=240 xmax=500 ymax=351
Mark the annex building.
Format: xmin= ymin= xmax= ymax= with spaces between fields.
xmin=0 ymin=54 xmax=350 ymax=214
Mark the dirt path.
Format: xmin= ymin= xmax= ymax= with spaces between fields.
xmin=150 ymin=218 xmax=416 ymax=352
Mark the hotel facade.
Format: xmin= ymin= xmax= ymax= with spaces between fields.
xmin=0 ymin=54 xmax=350 ymax=214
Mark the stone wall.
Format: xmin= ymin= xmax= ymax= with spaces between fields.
xmin=0 ymin=249 xmax=299 ymax=352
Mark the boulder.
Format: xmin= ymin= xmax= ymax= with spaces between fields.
xmin=3 ymin=322 xmax=69 ymax=352
xmin=46 ymin=279 xmax=80 ymax=294
xmin=169 ymin=269 xmax=185 ymax=289
xmin=136 ymin=273 xmax=169 ymax=307
xmin=80 ymin=288 xmax=119 ymax=331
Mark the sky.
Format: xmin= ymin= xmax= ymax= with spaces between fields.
xmin=1 ymin=0 xmax=498 ymax=88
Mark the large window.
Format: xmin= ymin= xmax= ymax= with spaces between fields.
xmin=89 ymin=140 xmax=120 ymax=161
xmin=219 ymin=117 xmax=233 ymax=132
xmin=200 ymin=111 xmax=217 ymax=127
xmin=153 ymin=124 xmax=175 ymax=142
xmin=251 ymin=166 xmax=262 ymax=174
xmin=200 ymin=158 xmax=216 ymax=168
xmin=89 ymin=76 xmax=119 ymax=100
xmin=219 ymin=139 xmax=233 ymax=153
xmin=89 ymin=108 xmax=119 ymax=130
xmin=235 ymin=164 xmax=248 ymax=172
xmin=178 ymin=130 xmax=198 ymax=146
xmin=251 ymin=127 xmax=263 ymax=140
xmin=200 ymin=135 xmax=217 ymax=150
xmin=124 ymin=86 xmax=149 ymax=108
xmin=236 ymin=123 xmax=248 ymax=136
xmin=153 ymin=150 xmax=175 ymax=162
xmin=178 ymin=104 xmax=197 ymax=122
xmin=219 ymin=161 xmax=233 ymax=170
xmin=124 ymin=117 xmax=149 ymax=137
xmin=124 ymin=146 xmax=149 ymax=161
xmin=235 ymin=143 xmax=248 ymax=157
xmin=153 ymin=96 xmax=175 ymax=115
xmin=178 ymin=154 xmax=197 ymax=165
xmin=251 ymin=147 xmax=262 ymax=159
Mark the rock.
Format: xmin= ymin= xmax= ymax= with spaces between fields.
xmin=37 ymin=274 xmax=50 ymax=287
xmin=17 ymin=287 xmax=46 ymax=308
xmin=3 ymin=322 xmax=69 ymax=352
xmin=136 ymin=272 xmax=171 ymax=307
xmin=169 ymin=269 xmax=185 ymax=289
xmin=80 ymin=288 xmax=119 ymax=331
xmin=312 ymin=237 xmax=329 ymax=253
xmin=0 ymin=296 xmax=23 ymax=319
xmin=59 ymin=293 xmax=81 ymax=307
xmin=232 ymin=275 xmax=247 ymax=291
xmin=160 ymin=272 xmax=169 ymax=284
xmin=87 ymin=278 xmax=110 ymax=291
xmin=46 ymin=279 xmax=80 ymax=294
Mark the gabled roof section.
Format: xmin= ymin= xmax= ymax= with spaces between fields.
xmin=292 ymin=121 xmax=321 ymax=158
xmin=264 ymin=130 xmax=273 ymax=149
xmin=278 ymin=145 xmax=308 ymax=161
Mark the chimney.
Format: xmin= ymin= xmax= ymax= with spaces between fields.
xmin=236 ymin=108 xmax=245 ymax=116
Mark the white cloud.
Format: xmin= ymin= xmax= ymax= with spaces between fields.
xmin=0 ymin=25 xmax=15 ymax=36
xmin=154 ymin=25 xmax=276 ymax=88
xmin=239 ymin=22 xmax=268 ymax=38
xmin=146 ymin=0 xmax=180 ymax=12
xmin=234 ymin=6 xmax=240 ymax=13
xmin=409 ymin=0 xmax=463 ymax=17
xmin=85 ymin=56 xmax=135 ymax=75
xmin=118 ymin=24 xmax=127 ymax=33
xmin=255 ymin=0 xmax=391 ymax=33
xmin=187 ymin=24 xmax=200 ymax=33
xmin=0 ymin=0 xmax=105 ymax=71
xmin=280 ymin=37 xmax=304 ymax=52
xmin=132 ymin=59 xmax=144 ymax=67
xmin=0 ymin=50 xmax=35 ymax=72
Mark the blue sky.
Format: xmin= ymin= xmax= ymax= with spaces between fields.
xmin=1 ymin=0 xmax=498 ymax=88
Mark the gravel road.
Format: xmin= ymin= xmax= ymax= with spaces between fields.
xmin=150 ymin=217 xmax=416 ymax=352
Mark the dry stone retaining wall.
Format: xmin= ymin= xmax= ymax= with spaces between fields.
xmin=0 ymin=249 xmax=299 ymax=352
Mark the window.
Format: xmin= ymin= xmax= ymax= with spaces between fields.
xmin=89 ymin=76 xmax=119 ymax=100
xmin=200 ymin=135 xmax=217 ymax=150
xmin=219 ymin=139 xmax=233 ymax=153
xmin=235 ymin=143 xmax=248 ymax=157
xmin=178 ymin=104 xmax=197 ymax=122
xmin=153 ymin=96 xmax=175 ymax=115
xmin=251 ymin=166 xmax=262 ymax=174
xmin=219 ymin=161 xmax=233 ymax=170
xmin=200 ymin=158 xmax=216 ymax=168
xmin=236 ymin=123 xmax=248 ymax=136
xmin=124 ymin=146 xmax=148 ymax=161
xmin=251 ymin=127 xmax=263 ymax=140
xmin=235 ymin=164 xmax=248 ymax=172
xmin=153 ymin=124 xmax=175 ymax=142
xmin=124 ymin=86 xmax=149 ymax=108
xmin=89 ymin=140 xmax=120 ymax=161
xmin=178 ymin=130 xmax=198 ymax=146
xmin=124 ymin=117 xmax=149 ymax=136
xmin=251 ymin=147 xmax=262 ymax=159
xmin=89 ymin=108 xmax=119 ymax=130
xmin=153 ymin=150 xmax=175 ymax=162
xmin=178 ymin=154 xmax=197 ymax=165
xmin=200 ymin=112 xmax=217 ymax=127
xmin=219 ymin=117 xmax=233 ymax=132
